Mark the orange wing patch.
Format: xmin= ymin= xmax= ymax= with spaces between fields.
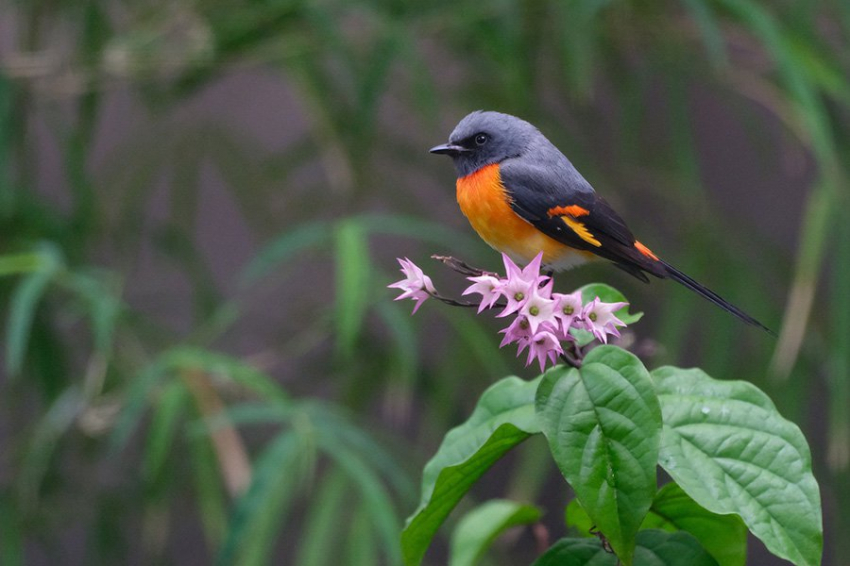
xmin=634 ymin=240 xmax=659 ymax=261
xmin=547 ymin=205 xmax=589 ymax=218
xmin=562 ymin=217 xmax=601 ymax=247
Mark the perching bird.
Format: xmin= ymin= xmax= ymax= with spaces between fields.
xmin=430 ymin=110 xmax=772 ymax=333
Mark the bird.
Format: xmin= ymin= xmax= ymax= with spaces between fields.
xmin=430 ymin=110 xmax=772 ymax=333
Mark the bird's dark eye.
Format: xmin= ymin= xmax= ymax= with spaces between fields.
xmin=474 ymin=133 xmax=489 ymax=146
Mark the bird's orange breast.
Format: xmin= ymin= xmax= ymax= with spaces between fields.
xmin=456 ymin=163 xmax=595 ymax=270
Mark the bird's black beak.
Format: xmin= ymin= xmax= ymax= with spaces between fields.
xmin=429 ymin=143 xmax=468 ymax=156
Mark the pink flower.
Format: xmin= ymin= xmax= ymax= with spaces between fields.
xmin=463 ymin=274 xmax=503 ymax=313
xmin=519 ymin=280 xmax=557 ymax=334
xmin=525 ymin=330 xmax=564 ymax=372
xmin=581 ymin=297 xmax=628 ymax=343
xmin=499 ymin=316 xmax=533 ymax=348
xmin=388 ymin=258 xmax=437 ymax=314
xmin=552 ymin=289 xmax=584 ymax=334
xmin=497 ymin=252 xmax=549 ymax=318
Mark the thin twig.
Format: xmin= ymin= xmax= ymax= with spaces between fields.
xmin=590 ymin=526 xmax=614 ymax=554
xmin=431 ymin=255 xmax=497 ymax=277
xmin=558 ymin=340 xmax=585 ymax=368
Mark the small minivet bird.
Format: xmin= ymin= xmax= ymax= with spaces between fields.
xmin=430 ymin=110 xmax=771 ymax=333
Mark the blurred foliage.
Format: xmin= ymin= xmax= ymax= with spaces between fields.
xmin=0 ymin=0 xmax=848 ymax=564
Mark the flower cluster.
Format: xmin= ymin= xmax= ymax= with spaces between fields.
xmin=388 ymin=252 xmax=629 ymax=371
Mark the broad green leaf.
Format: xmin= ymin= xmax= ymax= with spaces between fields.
xmin=402 ymin=376 xmax=542 ymax=566
xmin=449 ymin=499 xmax=542 ymax=566
xmin=571 ymin=284 xmax=642 ymax=347
xmin=641 ymin=482 xmax=746 ymax=566
xmin=535 ymin=346 xmax=661 ymax=565
xmin=571 ymin=484 xmax=746 ymax=565
xmin=653 ymin=366 xmax=822 ymax=566
xmin=531 ymin=530 xmax=718 ymax=566
xmin=564 ymin=499 xmax=595 ymax=538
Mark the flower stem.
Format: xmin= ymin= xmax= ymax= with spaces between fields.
xmin=431 ymin=255 xmax=497 ymax=277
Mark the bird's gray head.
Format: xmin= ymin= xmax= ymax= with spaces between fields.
xmin=430 ymin=111 xmax=543 ymax=177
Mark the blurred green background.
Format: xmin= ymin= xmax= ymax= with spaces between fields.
xmin=0 ymin=0 xmax=848 ymax=564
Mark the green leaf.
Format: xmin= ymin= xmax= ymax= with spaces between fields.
xmin=566 ymin=486 xmax=745 ymax=566
xmin=5 ymin=244 xmax=62 ymax=377
xmin=65 ymin=269 xmax=122 ymax=356
xmin=357 ymin=213 xmax=481 ymax=257
xmin=296 ymin=469 xmax=349 ymax=566
xmin=564 ymin=499 xmax=595 ymax=538
xmin=679 ymin=0 xmax=729 ymax=68
xmin=0 ymin=71 xmax=13 ymax=214
xmin=571 ymin=284 xmax=642 ymax=347
xmin=188 ymin=431 xmax=228 ymax=549
xmin=240 ymin=220 xmax=331 ymax=284
xmin=217 ymin=432 xmax=304 ymax=566
xmin=532 ymin=530 xmax=718 ymax=566
xmin=402 ymin=376 xmax=542 ymax=566
xmin=319 ymin=437 xmax=401 ymax=565
xmin=18 ymin=387 xmax=86 ymax=504
xmin=653 ymin=366 xmax=822 ymax=566
xmin=112 ymin=347 xmax=287 ymax=452
xmin=346 ymin=504 xmax=379 ymax=565
xmin=0 ymin=492 xmax=23 ymax=566
xmin=0 ymin=253 xmax=46 ymax=278
xmin=143 ymin=380 xmax=189 ymax=483
xmin=535 ymin=346 xmax=661 ymax=565
xmin=449 ymin=499 xmax=542 ymax=566
xmin=334 ymin=218 xmax=371 ymax=358
xmin=641 ymin=482 xmax=746 ymax=566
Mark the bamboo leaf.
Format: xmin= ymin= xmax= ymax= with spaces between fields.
xmin=217 ymin=432 xmax=303 ymax=566
xmin=334 ymin=218 xmax=371 ymax=358
xmin=5 ymin=244 xmax=63 ymax=377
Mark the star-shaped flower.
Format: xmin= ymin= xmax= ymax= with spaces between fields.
xmin=387 ymin=258 xmax=437 ymax=314
xmin=463 ymin=274 xmax=504 ymax=313
xmin=581 ymin=297 xmax=629 ymax=343
xmin=524 ymin=330 xmax=564 ymax=372
xmin=552 ymin=289 xmax=584 ymax=335
xmin=499 ymin=315 xmax=533 ymax=348
xmin=497 ymin=252 xmax=549 ymax=318
xmin=519 ymin=280 xmax=557 ymax=334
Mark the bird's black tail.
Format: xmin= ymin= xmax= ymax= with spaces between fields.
xmin=659 ymin=260 xmax=775 ymax=336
